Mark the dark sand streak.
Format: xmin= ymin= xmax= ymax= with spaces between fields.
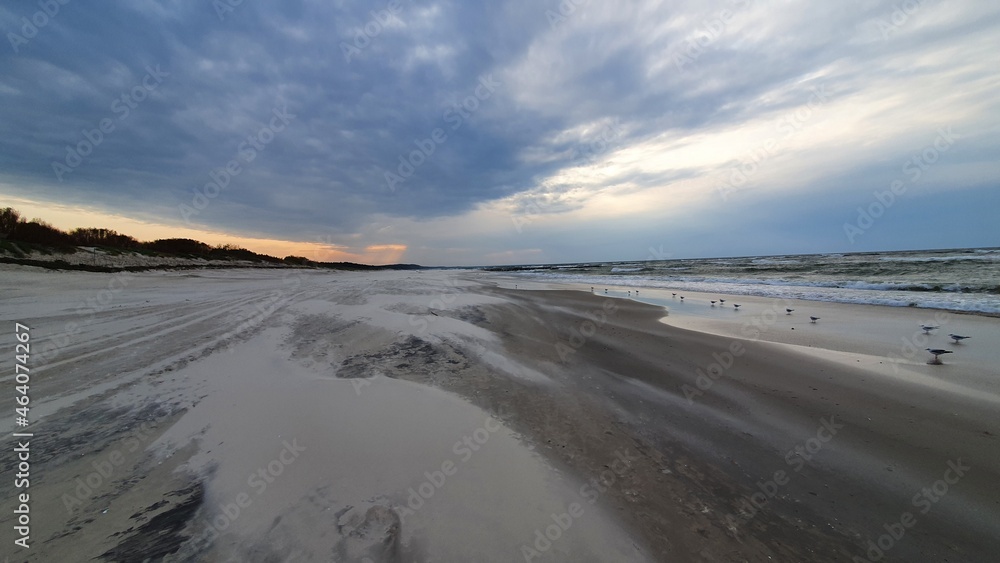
xmin=396 ymin=284 xmax=1000 ymax=562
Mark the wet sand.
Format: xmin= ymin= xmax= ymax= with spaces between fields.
xmin=1 ymin=267 xmax=998 ymax=561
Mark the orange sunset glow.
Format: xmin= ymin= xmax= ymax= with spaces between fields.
xmin=3 ymin=196 xmax=408 ymax=265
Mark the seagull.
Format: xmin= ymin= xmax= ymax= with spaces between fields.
xmin=920 ymin=325 xmax=939 ymax=334
xmin=719 ymin=299 xmax=726 ymax=305
xmin=679 ymin=296 xmax=685 ymax=301
xmin=711 ymin=300 xmax=717 ymax=305
xmin=925 ymin=348 xmax=953 ymax=365
xmin=672 ymin=293 xmax=677 ymax=297
xmin=949 ymin=334 xmax=971 ymax=344
xmin=733 ymin=304 xmax=741 ymax=309
xmin=810 ymin=316 xmax=820 ymax=323
xmin=786 ymin=308 xmax=794 ymax=315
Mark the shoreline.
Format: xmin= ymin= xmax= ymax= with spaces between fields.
xmin=1 ymin=267 xmax=997 ymax=561
xmin=484 ymin=277 xmax=1000 ymax=383
xmin=485 ymin=272 xmax=1000 ymax=318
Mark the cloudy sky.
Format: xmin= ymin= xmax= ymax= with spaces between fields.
xmin=1 ymin=0 xmax=998 ymax=266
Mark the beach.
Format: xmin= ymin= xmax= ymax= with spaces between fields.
xmin=1 ymin=266 xmax=998 ymax=562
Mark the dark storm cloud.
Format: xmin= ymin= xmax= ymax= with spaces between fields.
xmin=1 ymin=0 xmax=997 ymax=261
xmin=1 ymin=0 xmax=551 ymax=234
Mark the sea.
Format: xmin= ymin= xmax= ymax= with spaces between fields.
xmin=484 ymin=248 xmax=1000 ymax=315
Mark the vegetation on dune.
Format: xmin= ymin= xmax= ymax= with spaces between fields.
xmin=0 ymin=207 xmax=421 ymax=271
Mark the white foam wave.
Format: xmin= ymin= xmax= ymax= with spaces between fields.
xmin=610 ymin=266 xmax=645 ymax=273
xmin=508 ymin=272 xmax=1000 ymax=314
xmin=878 ymin=254 xmax=1000 ymax=263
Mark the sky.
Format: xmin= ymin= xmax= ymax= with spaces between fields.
xmin=1 ymin=0 xmax=998 ymax=266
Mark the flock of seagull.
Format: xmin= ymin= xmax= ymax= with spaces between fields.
xmin=667 ymin=291 xmax=814 ymax=318
xmin=590 ymin=287 xmax=971 ymax=366
xmin=920 ymin=325 xmax=972 ymax=364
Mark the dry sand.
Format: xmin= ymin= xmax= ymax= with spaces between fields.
xmin=0 ymin=266 xmax=998 ymax=562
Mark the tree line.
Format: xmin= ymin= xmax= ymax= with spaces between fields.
xmin=0 ymin=206 xmax=282 ymax=262
xmin=0 ymin=207 xmax=421 ymax=270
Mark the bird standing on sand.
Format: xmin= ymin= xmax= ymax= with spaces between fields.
xmin=925 ymin=348 xmax=953 ymax=365
xmin=672 ymin=293 xmax=677 ymax=297
xmin=733 ymin=304 xmax=741 ymax=309
xmin=711 ymin=301 xmax=717 ymax=306
xmin=810 ymin=316 xmax=820 ymax=323
xmin=949 ymin=334 xmax=971 ymax=344
xmin=920 ymin=325 xmax=939 ymax=334
xmin=680 ymin=296 xmax=685 ymax=301
xmin=786 ymin=308 xmax=794 ymax=315
xmin=719 ymin=299 xmax=726 ymax=305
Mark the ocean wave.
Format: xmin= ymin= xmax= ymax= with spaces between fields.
xmin=503 ymin=272 xmax=1000 ymax=314
xmin=751 ymin=258 xmax=802 ymax=265
xmin=487 ymin=247 xmax=1000 ymax=314
xmin=594 ymin=273 xmax=995 ymax=294
xmin=877 ymin=254 xmax=1000 ymax=263
xmin=830 ymin=280 xmax=1000 ymax=293
xmin=638 ymin=275 xmax=998 ymax=294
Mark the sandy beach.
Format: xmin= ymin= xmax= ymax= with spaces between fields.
xmin=1 ymin=266 xmax=998 ymax=562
